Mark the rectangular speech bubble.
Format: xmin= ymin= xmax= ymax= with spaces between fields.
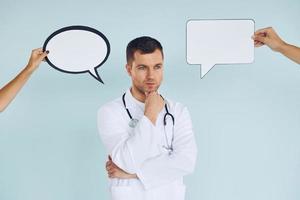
xmin=187 ymin=19 xmax=255 ymax=78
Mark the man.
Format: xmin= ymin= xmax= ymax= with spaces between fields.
xmin=0 ymin=48 xmax=49 ymax=112
xmin=97 ymin=36 xmax=197 ymax=200
xmin=252 ymin=27 xmax=300 ymax=64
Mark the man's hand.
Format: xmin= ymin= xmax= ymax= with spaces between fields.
xmin=252 ymin=27 xmax=286 ymax=52
xmin=106 ymin=156 xmax=137 ymax=179
xmin=144 ymin=91 xmax=165 ymax=125
xmin=25 ymin=48 xmax=49 ymax=73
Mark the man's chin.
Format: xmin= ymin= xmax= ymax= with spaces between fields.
xmin=144 ymin=86 xmax=159 ymax=93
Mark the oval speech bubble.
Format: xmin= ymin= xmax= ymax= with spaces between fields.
xmin=43 ymin=25 xmax=110 ymax=83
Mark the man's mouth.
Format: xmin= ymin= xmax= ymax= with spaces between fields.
xmin=146 ymin=83 xmax=156 ymax=86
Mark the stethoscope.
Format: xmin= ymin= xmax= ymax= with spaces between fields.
xmin=122 ymin=92 xmax=175 ymax=154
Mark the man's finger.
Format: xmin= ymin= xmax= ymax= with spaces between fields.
xmin=106 ymin=162 xmax=112 ymax=168
xmin=107 ymin=168 xmax=115 ymax=173
xmin=106 ymin=165 xmax=112 ymax=171
xmin=109 ymin=174 xmax=116 ymax=178
xmin=145 ymin=91 xmax=150 ymax=97
xmin=109 ymin=170 xmax=116 ymax=176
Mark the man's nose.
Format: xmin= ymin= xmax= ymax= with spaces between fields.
xmin=146 ymin=69 xmax=154 ymax=79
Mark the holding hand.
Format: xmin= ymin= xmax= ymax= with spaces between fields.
xmin=252 ymin=27 xmax=300 ymax=64
xmin=252 ymin=27 xmax=286 ymax=52
xmin=25 ymin=48 xmax=49 ymax=73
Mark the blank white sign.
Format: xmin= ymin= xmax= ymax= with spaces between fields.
xmin=187 ymin=19 xmax=255 ymax=78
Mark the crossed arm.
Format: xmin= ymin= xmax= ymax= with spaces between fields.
xmin=99 ymin=102 xmax=197 ymax=188
xmin=104 ymin=92 xmax=166 ymax=179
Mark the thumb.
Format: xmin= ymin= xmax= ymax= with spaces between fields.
xmin=108 ymin=155 xmax=112 ymax=161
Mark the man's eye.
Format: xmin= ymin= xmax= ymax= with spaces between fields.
xmin=138 ymin=66 xmax=146 ymax=70
xmin=155 ymin=65 xmax=162 ymax=69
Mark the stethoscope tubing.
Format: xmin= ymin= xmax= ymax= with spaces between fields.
xmin=122 ymin=92 xmax=175 ymax=153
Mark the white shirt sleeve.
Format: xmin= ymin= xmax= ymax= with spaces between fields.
xmin=136 ymin=107 xmax=198 ymax=189
xmin=97 ymin=103 xmax=163 ymax=174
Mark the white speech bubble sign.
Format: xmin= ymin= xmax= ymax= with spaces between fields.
xmin=187 ymin=19 xmax=254 ymax=78
xmin=43 ymin=26 xmax=110 ymax=83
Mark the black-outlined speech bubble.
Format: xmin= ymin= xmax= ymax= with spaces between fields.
xmin=43 ymin=25 xmax=110 ymax=83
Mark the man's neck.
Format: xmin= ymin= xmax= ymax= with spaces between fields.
xmin=130 ymin=87 xmax=146 ymax=103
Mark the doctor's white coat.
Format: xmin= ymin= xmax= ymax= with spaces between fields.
xmin=97 ymin=89 xmax=197 ymax=200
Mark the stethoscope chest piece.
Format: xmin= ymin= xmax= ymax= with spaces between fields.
xmin=129 ymin=118 xmax=139 ymax=128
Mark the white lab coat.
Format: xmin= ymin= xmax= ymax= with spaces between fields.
xmin=97 ymin=89 xmax=197 ymax=200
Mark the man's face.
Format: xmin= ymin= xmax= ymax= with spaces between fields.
xmin=126 ymin=49 xmax=164 ymax=94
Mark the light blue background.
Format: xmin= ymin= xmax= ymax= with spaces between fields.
xmin=1 ymin=0 xmax=299 ymax=200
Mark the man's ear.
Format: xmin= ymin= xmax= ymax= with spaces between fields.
xmin=125 ymin=63 xmax=132 ymax=76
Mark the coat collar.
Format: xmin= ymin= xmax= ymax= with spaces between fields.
xmin=125 ymin=88 xmax=145 ymax=110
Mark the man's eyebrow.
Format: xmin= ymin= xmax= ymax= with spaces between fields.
xmin=136 ymin=64 xmax=149 ymax=67
xmin=135 ymin=63 xmax=163 ymax=67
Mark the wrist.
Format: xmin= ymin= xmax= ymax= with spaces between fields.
xmin=24 ymin=64 xmax=37 ymax=75
xmin=277 ymin=41 xmax=289 ymax=54
xmin=126 ymin=173 xmax=138 ymax=179
xmin=144 ymin=112 xmax=157 ymax=125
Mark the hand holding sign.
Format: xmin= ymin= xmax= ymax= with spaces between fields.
xmin=43 ymin=25 xmax=110 ymax=83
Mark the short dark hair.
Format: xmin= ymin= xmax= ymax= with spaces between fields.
xmin=126 ymin=36 xmax=163 ymax=63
